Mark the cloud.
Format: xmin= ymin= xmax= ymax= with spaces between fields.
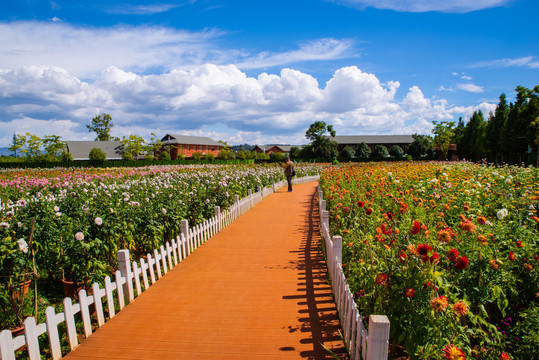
xmin=335 ymin=0 xmax=511 ymax=13
xmin=0 ymin=64 xmax=486 ymax=146
xmin=470 ymin=56 xmax=539 ymax=69
xmin=0 ymin=21 xmax=357 ymax=81
xmin=457 ymin=83 xmax=484 ymax=93
xmin=236 ymin=38 xmax=356 ymax=69
xmin=105 ymin=3 xmax=183 ymax=15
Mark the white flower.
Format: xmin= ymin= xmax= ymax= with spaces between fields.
xmin=55 ymin=212 xmax=62 ymax=217
xmin=497 ymin=209 xmax=508 ymax=220
xmin=17 ymin=239 xmax=28 ymax=253
xmin=17 ymin=222 xmax=22 ymax=228
xmin=0 ymin=222 xmax=9 ymax=229
xmin=75 ymin=232 xmax=85 ymax=241
xmin=53 ymin=206 xmax=60 ymax=212
xmin=162 ymin=208 xmax=167 ymax=215
xmin=94 ymin=217 xmax=103 ymax=226
xmin=205 ymin=199 xmax=210 ymax=204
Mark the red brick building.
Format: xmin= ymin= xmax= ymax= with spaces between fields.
xmin=159 ymin=134 xmax=224 ymax=159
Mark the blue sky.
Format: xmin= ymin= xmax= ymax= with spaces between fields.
xmin=0 ymin=0 xmax=538 ymax=146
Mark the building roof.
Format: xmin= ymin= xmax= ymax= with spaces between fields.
xmin=333 ymin=135 xmax=414 ymax=145
xmin=161 ymin=134 xmax=222 ymax=147
xmin=253 ymin=144 xmax=299 ymax=152
xmin=65 ymin=141 xmax=124 ymax=160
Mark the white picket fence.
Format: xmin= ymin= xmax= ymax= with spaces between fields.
xmin=0 ymin=175 xmax=320 ymax=360
xmin=317 ymin=186 xmax=390 ymax=360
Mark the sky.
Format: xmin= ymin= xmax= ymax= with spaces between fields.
xmin=0 ymin=0 xmax=538 ymax=147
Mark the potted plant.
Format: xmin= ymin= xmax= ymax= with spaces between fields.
xmin=0 ymin=224 xmax=33 ymax=333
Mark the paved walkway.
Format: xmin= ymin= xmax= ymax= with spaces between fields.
xmin=64 ymin=182 xmax=348 ymax=359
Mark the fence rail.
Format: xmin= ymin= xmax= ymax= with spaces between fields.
xmin=317 ymin=186 xmax=390 ymax=360
xmin=0 ymin=175 xmax=320 ymax=360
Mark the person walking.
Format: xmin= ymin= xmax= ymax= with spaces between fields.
xmin=283 ymin=156 xmax=295 ymax=192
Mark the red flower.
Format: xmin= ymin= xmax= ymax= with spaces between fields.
xmin=516 ymin=240 xmax=524 ymax=248
xmin=455 ymin=256 xmax=469 ymax=270
xmin=381 ymin=223 xmax=392 ymax=235
xmin=357 ymin=200 xmax=365 ymax=208
xmin=417 ymin=243 xmax=432 ymax=256
xmin=398 ymin=250 xmax=407 ymax=262
xmin=405 ymin=288 xmax=415 ymax=298
xmin=411 ymin=220 xmax=421 ymax=235
xmin=499 ymin=352 xmax=511 ymax=360
xmin=447 ymin=248 xmax=460 ymax=262
xmin=375 ymin=273 xmax=387 ymax=286
xmin=423 ymin=252 xmax=440 ymax=264
xmin=365 ymin=208 xmax=373 ymax=215
xmin=508 ymin=252 xmax=516 ymax=261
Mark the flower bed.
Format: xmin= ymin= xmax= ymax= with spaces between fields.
xmin=0 ymin=163 xmax=322 ymax=330
xmin=319 ymin=162 xmax=538 ymax=360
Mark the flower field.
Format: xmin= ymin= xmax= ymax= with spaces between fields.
xmin=320 ymin=162 xmax=539 ymax=360
xmin=0 ymin=163 xmax=320 ymax=329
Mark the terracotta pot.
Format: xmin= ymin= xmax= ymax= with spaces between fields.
xmin=61 ymin=279 xmax=92 ymax=298
xmin=12 ymin=279 xmax=31 ymax=300
xmin=10 ymin=326 xmax=25 ymax=337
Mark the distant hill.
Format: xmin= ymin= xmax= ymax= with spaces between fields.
xmin=0 ymin=147 xmax=12 ymax=157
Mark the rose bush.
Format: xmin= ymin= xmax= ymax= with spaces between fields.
xmin=320 ymin=162 xmax=538 ymax=360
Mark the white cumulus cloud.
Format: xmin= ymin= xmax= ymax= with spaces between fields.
xmin=457 ymin=83 xmax=485 ymax=93
xmin=0 ymin=64 xmax=486 ymax=146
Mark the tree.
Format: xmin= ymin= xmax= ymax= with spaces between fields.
xmin=341 ymin=145 xmax=355 ymax=160
xmin=25 ymin=133 xmax=43 ymax=159
xmin=459 ymin=111 xmax=487 ymax=161
xmin=389 ymin=145 xmax=404 ymax=158
xmin=145 ymin=133 xmax=163 ymax=160
xmin=89 ymin=148 xmax=106 ymax=162
xmin=407 ymin=134 xmax=434 ymax=159
xmin=305 ymin=121 xmax=338 ymax=158
xmin=432 ymin=121 xmax=455 ymax=160
xmin=121 ymin=135 xmax=145 ymax=160
xmin=289 ymin=146 xmax=302 ymax=159
xmin=486 ymin=94 xmax=508 ymax=163
xmin=9 ymin=134 xmax=26 ymax=158
xmin=160 ymin=151 xmax=171 ymax=161
xmin=43 ymin=135 xmax=65 ymax=160
xmin=355 ymin=142 xmax=371 ymax=160
xmin=87 ymin=113 xmax=114 ymax=141
xmin=371 ymin=144 xmax=389 ymax=158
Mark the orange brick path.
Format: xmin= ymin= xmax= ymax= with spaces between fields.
xmin=64 ymin=182 xmax=348 ymax=359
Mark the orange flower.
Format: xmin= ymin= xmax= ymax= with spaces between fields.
xmin=375 ymin=273 xmax=387 ymax=286
xmin=477 ymin=216 xmax=487 ymax=225
xmin=516 ymin=240 xmax=524 ymax=248
xmin=508 ymin=252 xmax=516 ymax=261
xmin=477 ymin=234 xmax=487 ymax=242
xmin=453 ymin=301 xmax=469 ymax=317
xmin=533 ymin=216 xmax=539 ymax=224
xmin=463 ymin=204 xmax=470 ymax=211
xmin=500 ymin=352 xmax=511 ymax=360
xmin=405 ymin=288 xmax=415 ymax=298
xmin=442 ymin=344 xmax=466 ymax=360
xmin=437 ymin=228 xmax=454 ymax=243
xmin=430 ymin=295 xmax=449 ymax=311
xmin=459 ymin=220 xmax=476 ymax=233
xmin=489 ymin=259 xmax=499 ymax=270
xmin=408 ymin=244 xmax=418 ymax=255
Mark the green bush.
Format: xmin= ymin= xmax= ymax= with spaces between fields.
xmin=389 ymin=145 xmax=404 ymax=158
xmin=160 ymin=151 xmax=171 ymax=161
xmin=88 ymin=148 xmax=106 ymax=162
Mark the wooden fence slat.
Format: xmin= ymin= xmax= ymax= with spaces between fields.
xmin=23 ymin=317 xmax=41 ymax=360
xmin=63 ymin=298 xmax=79 ymax=350
xmin=166 ymin=242 xmax=173 ymax=270
xmin=78 ymin=289 xmax=93 ymax=338
xmin=171 ymin=238 xmax=179 ymax=265
xmin=140 ymin=258 xmax=150 ymax=290
xmin=132 ymin=261 xmax=142 ymax=296
xmin=104 ymin=275 xmax=115 ymax=318
xmin=115 ymin=270 xmax=125 ymax=311
xmin=147 ymin=253 xmax=156 ymax=285
xmin=92 ymin=283 xmax=106 ymax=327
xmin=45 ymin=306 xmax=63 ymax=360
xmin=160 ymin=245 xmax=168 ymax=274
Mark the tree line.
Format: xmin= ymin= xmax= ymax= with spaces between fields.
xmin=432 ymin=85 xmax=539 ymax=165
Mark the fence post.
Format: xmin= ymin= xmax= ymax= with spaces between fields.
xmin=117 ymin=249 xmax=134 ymax=304
xmin=214 ymin=206 xmax=221 ymax=232
xmin=234 ymin=195 xmax=240 ymax=217
xmin=332 ymin=236 xmax=342 ymax=265
xmin=248 ymin=189 xmax=253 ymax=208
xmin=181 ymin=219 xmax=189 ymax=255
xmin=366 ymin=315 xmax=390 ymax=360
xmin=320 ymin=199 xmax=326 ymax=212
xmin=322 ymin=210 xmax=330 ymax=231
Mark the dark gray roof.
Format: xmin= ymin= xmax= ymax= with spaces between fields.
xmin=161 ymin=134 xmax=222 ymax=147
xmin=333 ymin=135 xmax=414 ymax=145
xmin=65 ymin=141 xmax=124 ymax=160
